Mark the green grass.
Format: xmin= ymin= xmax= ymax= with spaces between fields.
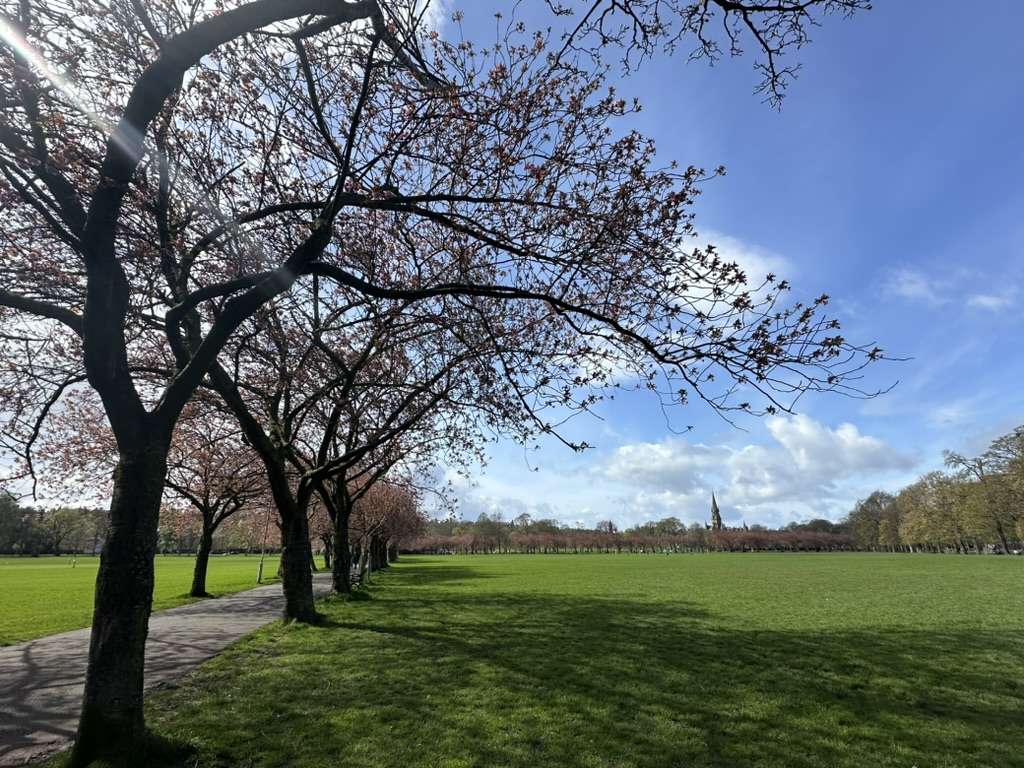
xmin=114 ymin=553 xmax=1024 ymax=768
xmin=0 ymin=553 xmax=280 ymax=644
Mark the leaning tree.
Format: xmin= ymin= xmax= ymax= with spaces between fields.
xmin=0 ymin=1 xmax=875 ymax=763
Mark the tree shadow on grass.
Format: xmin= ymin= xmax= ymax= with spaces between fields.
xmin=142 ymin=565 xmax=1024 ymax=768
xmin=366 ymin=562 xmax=506 ymax=587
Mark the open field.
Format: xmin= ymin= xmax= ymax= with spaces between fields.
xmin=66 ymin=553 xmax=1024 ymax=768
xmin=0 ymin=554 xmax=280 ymax=645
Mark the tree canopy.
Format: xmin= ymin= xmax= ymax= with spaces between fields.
xmin=0 ymin=1 xmax=876 ymax=764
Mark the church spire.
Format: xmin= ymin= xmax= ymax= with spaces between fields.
xmin=710 ymin=491 xmax=723 ymax=531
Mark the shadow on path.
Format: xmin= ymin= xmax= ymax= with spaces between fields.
xmin=0 ymin=574 xmax=332 ymax=766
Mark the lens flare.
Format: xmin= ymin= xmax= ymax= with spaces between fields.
xmin=0 ymin=15 xmax=142 ymax=155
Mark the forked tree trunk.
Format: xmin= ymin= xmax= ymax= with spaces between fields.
xmin=190 ymin=523 xmax=214 ymax=597
xmin=207 ymin=368 xmax=316 ymax=622
xmin=71 ymin=441 xmax=169 ymax=767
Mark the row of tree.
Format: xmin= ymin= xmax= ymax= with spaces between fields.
xmin=408 ymin=513 xmax=854 ymax=553
xmin=0 ymin=1 xmax=874 ymax=764
xmin=0 ymin=476 xmax=429 ymax=596
xmin=847 ymin=427 xmax=1024 ymax=554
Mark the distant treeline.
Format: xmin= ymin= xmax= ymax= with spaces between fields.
xmin=409 ymin=509 xmax=1019 ymax=556
xmin=5 ymin=427 xmax=1021 ymax=558
xmin=0 ymin=494 xmax=266 ymax=556
xmin=411 ymin=426 xmax=1024 ymax=557
xmin=407 ymin=516 xmax=856 ymax=555
xmin=846 ymin=426 xmax=1023 ymax=554
xmin=0 ymin=495 xmax=108 ymax=556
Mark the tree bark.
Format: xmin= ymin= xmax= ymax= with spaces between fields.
xmin=331 ymin=501 xmax=352 ymax=594
xmin=279 ymin=504 xmax=317 ymax=622
xmin=70 ymin=441 xmax=168 ymax=767
xmin=190 ymin=524 xmax=214 ymax=597
xmin=994 ymin=520 xmax=1011 ymax=553
xmin=357 ymin=539 xmax=370 ymax=583
xmin=370 ymin=536 xmax=383 ymax=570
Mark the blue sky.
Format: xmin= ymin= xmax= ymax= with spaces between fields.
xmin=440 ymin=1 xmax=1024 ymax=529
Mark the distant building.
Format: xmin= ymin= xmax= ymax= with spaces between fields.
xmin=710 ymin=492 xmax=723 ymax=531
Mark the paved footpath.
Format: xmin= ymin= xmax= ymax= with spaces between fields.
xmin=0 ymin=574 xmax=332 ymax=766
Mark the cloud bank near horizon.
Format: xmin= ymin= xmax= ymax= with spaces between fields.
xmin=448 ymin=413 xmax=918 ymax=530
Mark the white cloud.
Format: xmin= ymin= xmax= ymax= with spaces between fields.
xmin=595 ymin=414 xmax=913 ymax=526
xmin=765 ymin=414 xmax=906 ymax=476
xmin=928 ymin=398 xmax=977 ymax=427
xmin=698 ymin=230 xmax=793 ymax=287
xmin=415 ymin=0 xmax=451 ymax=32
xmin=883 ymin=267 xmax=1017 ymax=312
xmin=884 ymin=267 xmax=944 ymax=304
xmin=625 ymin=489 xmax=706 ymax=521
xmin=456 ymin=493 xmax=559 ymax=522
xmin=967 ymin=292 xmax=1014 ymax=311
xmin=602 ymin=438 xmax=724 ymax=492
xmin=450 ymin=415 xmax=915 ymax=530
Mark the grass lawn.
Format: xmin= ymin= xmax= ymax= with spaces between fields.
xmin=0 ymin=553 xmax=280 ymax=645
xmin=106 ymin=553 xmax=1024 ymax=768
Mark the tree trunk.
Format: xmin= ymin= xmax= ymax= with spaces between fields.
xmin=207 ymin=367 xmax=316 ymax=622
xmin=331 ymin=502 xmax=352 ymax=594
xmin=370 ymin=537 xmax=384 ymax=570
xmin=279 ymin=506 xmax=317 ymax=622
xmin=252 ymin=459 xmax=317 ymax=622
xmin=190 ymin=524 xmax=213 ymax=597
xmin=357 ymin=539 xmax=370 ymax=583
xmin=994 ymin=519 xmax=1011 ymax=553
xmin=70 ymin=442 xmax=168 ymax=767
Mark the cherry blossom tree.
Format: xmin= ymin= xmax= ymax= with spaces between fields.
xmin=210 ymin=283 xmax=492 ymax=605
xmin=165 ymin=414 xmax=266 ymax=595
xmin=41 ymin=393 xmax=267 ymax=594
xmin=349 ymin=480 xmax=421 ymax=580
xmin=0 ymin=1 xmax=874 ymax=762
